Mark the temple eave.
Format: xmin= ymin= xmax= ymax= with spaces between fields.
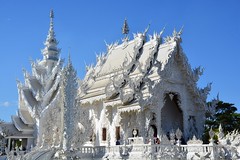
xmin=11 ymin=115 xmax=34 ymax=132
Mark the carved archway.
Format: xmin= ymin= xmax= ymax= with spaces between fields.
xmin=161 ymin=93 xmax=183 ymax=134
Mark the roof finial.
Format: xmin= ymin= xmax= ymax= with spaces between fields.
xmin=160 ymin=26 xmax=165 ymax=36
xmin=41 ymin=9 xmax=60 ymax=61
xmin=50 ymin=9 xmax=54 ymax=19
xmin=143 ymin=23 xmax=150 ymax=36
xmin=122 ymin=18 xmax=129 ymax=35
xmin=68 ymin=47 xmax=71 ymax=64
xmin=178 ymin=25 xmax=184 ymax=36
xmin=49 ymin=9 xmax=54 ymax=30
xmin=68 ymin=53 xmax=71 ymax=65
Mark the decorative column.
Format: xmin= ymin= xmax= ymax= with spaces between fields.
xmin=7 ymin=138 xmax=11 ymax=151
xmin=61 ymin=55 xmax=78 ymax=152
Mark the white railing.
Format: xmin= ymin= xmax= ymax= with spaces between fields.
xmin=4 ymin=143 xmax=239 ymax=160
xmin=76 ymin=146 xmax=106 ymax=158
xmin=106 ymin=143 xmax=222 ymax=159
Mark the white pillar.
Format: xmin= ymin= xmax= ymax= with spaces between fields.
xmin=7 ymin=138 xmax=11 ymax=151
xmin=26 ymin=138 xmax=34 ymax=151
xmin=12 ymin=139 xmax=15 ymax=150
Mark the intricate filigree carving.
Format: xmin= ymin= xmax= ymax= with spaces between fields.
xmin=187 ymin=135 xmax=203 ymax=145
xmin=105 ymin=81 xmax=119 ymax=100
xmin=164 ymin=27 xmax=183 ymax=44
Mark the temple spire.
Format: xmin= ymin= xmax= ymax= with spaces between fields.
xmin=42 ymin=9 xmax=60 ymax=61
xmin=122 ymin=18 xmax=129 ymax=36
xmin=50 ymin=9 xmax=54 ymax=19
xmin=67 ymin=53 xmax=72 ymax=68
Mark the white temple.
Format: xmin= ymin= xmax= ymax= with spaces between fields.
xmin=0 ymin=10 xmax=240 ymax=160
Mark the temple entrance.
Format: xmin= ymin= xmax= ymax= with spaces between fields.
xmin=161 ymin=93 xmax=183 ymax=134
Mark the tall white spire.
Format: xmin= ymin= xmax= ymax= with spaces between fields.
xmin=62 ymin=54 xmax=78 ymax=151
xmin=42 ymin=9 xmax=60 ymax=61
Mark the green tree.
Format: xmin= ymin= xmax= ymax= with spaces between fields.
xmin=202 ymin=100 xmax=240 ymax=143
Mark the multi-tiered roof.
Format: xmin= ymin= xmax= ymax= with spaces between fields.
xmin=6 ymin=9 xmax=63 ymax=142
xmin=80 ymin=21 xmax=210 ymax=112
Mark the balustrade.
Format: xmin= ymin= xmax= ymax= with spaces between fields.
xmin=2 ymin=139 xmax=239 ymax=159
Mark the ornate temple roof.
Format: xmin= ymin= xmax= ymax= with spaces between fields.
xmin=80 ymin=25 xmax=210 ymax=108
xmin=80 ymin=29 xmax=164 ymax=100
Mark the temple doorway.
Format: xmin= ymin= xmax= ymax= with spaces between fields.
xmin=161 ymin=93 xmax=183 ymax=134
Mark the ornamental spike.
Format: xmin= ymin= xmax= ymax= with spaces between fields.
xmin=144 ymin=23 xmax=150 ymax=36
xmin=216 ymin=92 xmax=220 ymax=101
xmin=160 ymin=26 xmax=165 ymax=36
xmin=68 ymin=53 xmax=72 ymax=67
xmin=50 ymin=9 xmax=54 ymax=19
xmin=49 ymin=9 xmax=54 ymax=34
xmin=173 ymin=28 xmax=177 ymax=37
xmin=122 ymin=18 xmax=129 ymax=35
xmin=178 ymin=25 xmax=184 ymax=36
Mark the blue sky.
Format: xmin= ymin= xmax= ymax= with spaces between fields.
xmin=0 ymin=0 xmax=240 ymax=122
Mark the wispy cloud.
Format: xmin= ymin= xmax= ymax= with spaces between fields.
xmin=0 ymin=101 xmax=17 ymax=107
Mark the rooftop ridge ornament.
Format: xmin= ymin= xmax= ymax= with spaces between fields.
xmin=163 ymin=26 xmax=184 ymax=43
xmin=173 ymin=26 xmax=184 ymax=43
xmin=159 ymin=26 xmax=165 ymax=36
xmin=143 ymin=23 xmax=150 ymax=36
xmin=179 ymin=25 xmax=184 ymax=35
